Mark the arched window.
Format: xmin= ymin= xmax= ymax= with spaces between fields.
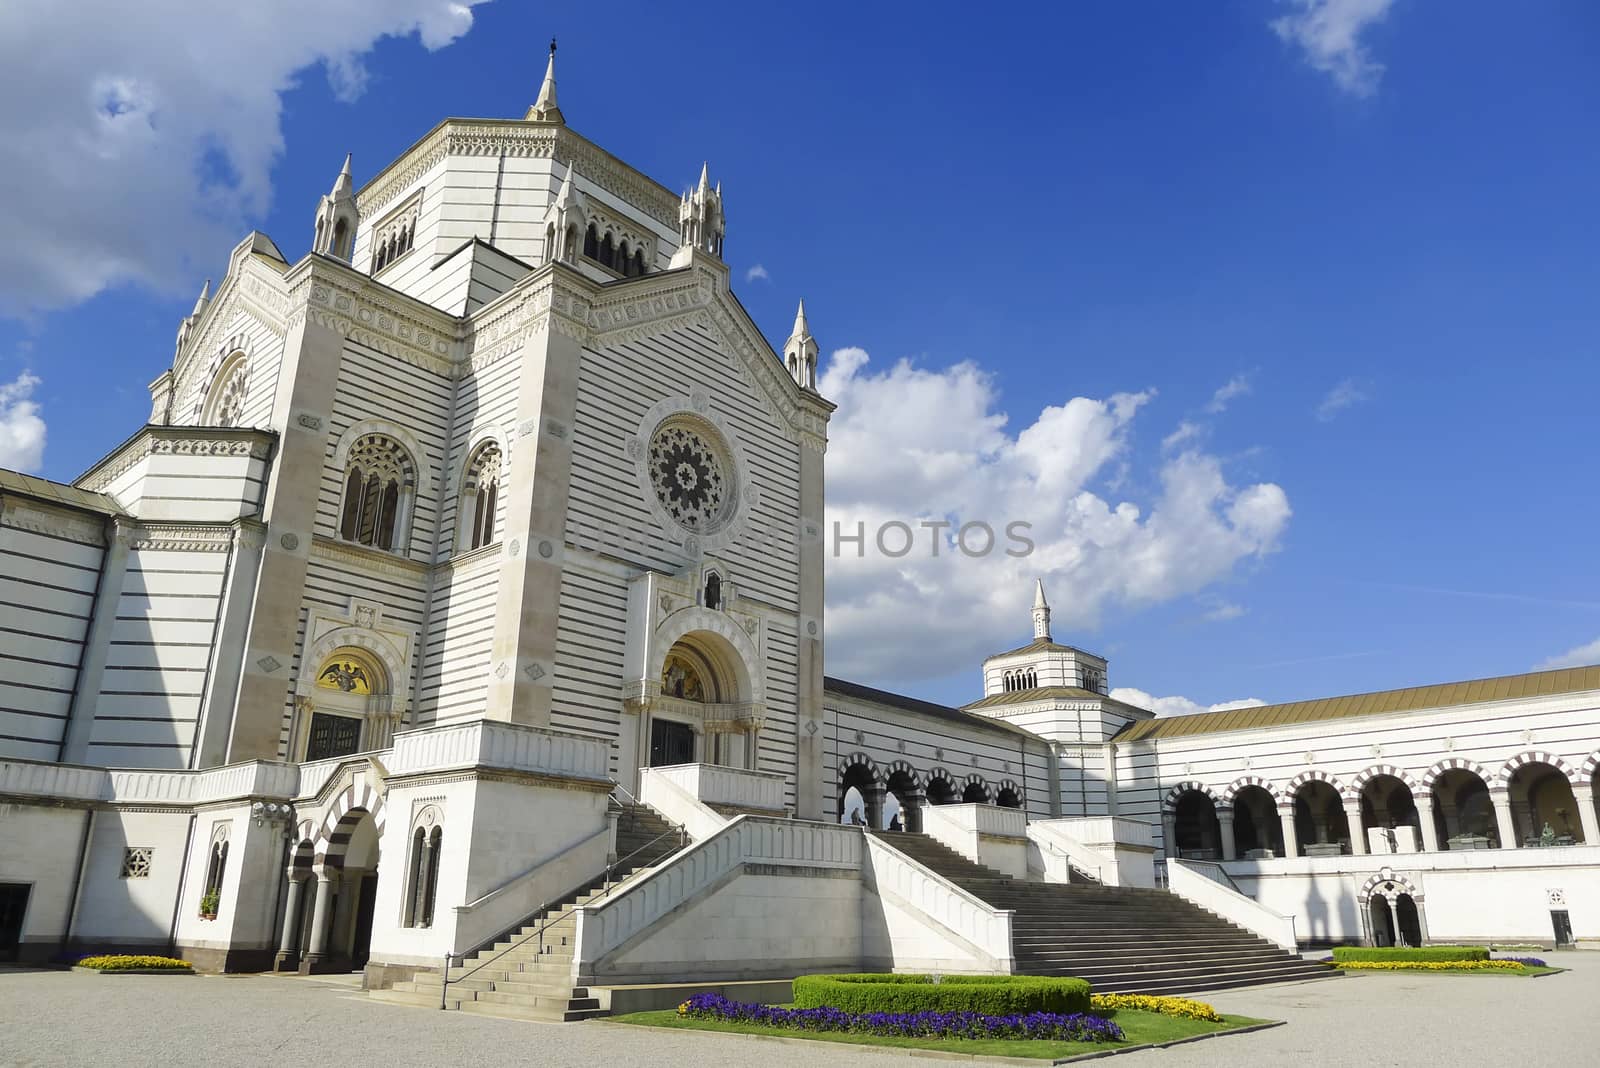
xmin=332 ymin=218 xmax=349 ymax=259
xmin=704 ymin=572 xmax=722 ymax=610
xmin=339 ymin=434 xmax=415 ymax=553
xmin=618 ymin=240 xmax=631 ymax=272
xmin=544 ymin=223 xmax=557 ymax=264
xmin=583 ymin=223 xmax=598 ymax=259
xmin=202 ymin=354 xmax=249 ymax=427
xmin=599 ymin=232 xmax=615 ymax=269
xmin=632 ymin=248 xmax=646 ymax=276
xmin=200 ymin=827 xmax=229 ymax=919
xmin=404 ymin=812 xmax=444 ymax=929
xmin=564 ymin=224 xmax=579 ymax=264
xmin=461 ymin=441 xmax=503 ymax=552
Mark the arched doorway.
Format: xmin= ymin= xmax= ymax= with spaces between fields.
xmin=839 ymin=761 xmax=880 ymax=827
xmin=1368 ymin=895 xmax=1396 ymax=947
xmin=650 ymin=631 xmax=756 ymax=769
xmin=1293 ymin=780 xmax=1350 ymax=855
xmin=301 ymin=792 xmax=383 ymax=974
xmin=1360 ymin=774 xmax=1422 ymax=853
xmin=1505 ymin=761 xmax=1581 ymax=846
xmin=1231 ymin=785 xmax=1283 ymax=857
xmin=885 ymin=767 xmax=922 ymax=831
xmin=962 ymin=778 xmax=990 ymax=805
xmin=1172 ymin=790 xmax=1221 ymax=859
xmin=1430 ymin=768 xmax=1497 ymax=849
xmin=995 ymin=783 xmax=1023 ymax=809
xmin=300 ymin=647 xmax=391 ymax=761
xmin=1395 ymin=894 xmax=1423 ymax=946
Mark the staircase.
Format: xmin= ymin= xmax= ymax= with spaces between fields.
xmin=876 ymin=831 xmax=1332 ymax=995
xmin=370 ymin=804 xmax=685 ymax=1021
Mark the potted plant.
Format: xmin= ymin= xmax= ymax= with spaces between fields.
xmin=199 ymin=889 xmax=220 ymax=921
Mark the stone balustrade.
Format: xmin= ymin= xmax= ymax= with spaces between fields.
xmin=645 ymin=762 xmax=786 ymax=812
xmin=863 ymin=832 xmax=1016 ymax=971
xmin=0 ymin=756 xmax=304 ymax=807
xmin=387 ymin=719 xmax=609 ymax=783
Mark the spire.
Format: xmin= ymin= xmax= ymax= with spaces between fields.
xmin=671 ymin=160 xmax=726 ymax=266
xmin=527 ymin=38 xmax=564 ymax=123
xmin=191 ymin=279 xmax=211 ymax=317
xmin=783 ymin=298 xmax=818 ymax=390
xmin=791 ymin=299 xmax=810 ymax=340
xmin=1031 ymin=578 xmax=1052 ymax=641
xmin=698 ymin=160 xmax=710 ymax=192
xmin=332 ymin=152 xmax=353 ymax=195
xmin=542 ymin=160 xmax=587 ymax=265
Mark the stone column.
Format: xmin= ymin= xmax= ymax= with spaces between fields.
xmin=1278 ymin=804 xmax=1300 ymax=858
xmin=59 ymin=519 xmax=136 ymax=763
xmin=275 ymin=875 xmax=307 ymax=970
xmin=902 ymin=789 xmax=926 ymax=833
xmin=1384 ymin=897 xmax=1400 ymax=948
xmin=1161 ymin=812 xmax=1179 ymax=859
xmin=301 ymin=873 xmax=336 ymax=970
xmin=1574 ymin=784 xmax=1600 ymax=847
xmin=794 ymin=437 xmax=828 ymax=821
xmin=1416 ymin=795 xmax=1441 ymax=852
xmin=864 ymin=785 xmax=887 ymax=830
xmin=1491 ymin=791 xmax=1518 ymax=848
xmin=229 ymin=310 xmax=346 ymax=760
xmin=482 ymin=282 xmax=584 ymax=728
xmin=1217 ymin=810 xmax=1237 ymax=861
xmin=1343 ymin=798 xmax=1367 ymax=855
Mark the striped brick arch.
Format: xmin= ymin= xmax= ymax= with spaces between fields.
xmin=1419 ymin=756 xmax=1493 ymax=793
xmin=1284 ymin=769 xmax=1347 ymax=800
xmin=1162 ymin=780 xmax=1218 ymax=814
xmin=1359 ymin=868 xmax=1423 ymax=903
xmin=1580 ymin=750 xmax=1600 ymax=784
xmin=1349 ymin=764 xmax=1421 ymax=799
xmin=313 ymin=779 xmax=386 ymax=870
xmin=839 ymin=751 xmax=884 ymax=785
xmin=1495 ymin=750 xmax=1579 ymax=788
xmin=882 ymin=759 xmax=922 ymax=790
xmin=1220 ymin=775 xmax=1279 ymax=806
xmin=963 ymin=773 xmax=992 ymax=802
xmin=993 ymin=778 xmax=1024 ymax=805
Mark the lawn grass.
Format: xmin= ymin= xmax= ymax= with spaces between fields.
xmin=605 ymin=1006 xmax=1275 ymax=1059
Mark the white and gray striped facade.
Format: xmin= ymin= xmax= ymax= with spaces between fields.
xmin=3 ymin=63 xmax=1599 ymax=978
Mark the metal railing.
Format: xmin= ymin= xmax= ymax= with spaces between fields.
xmin=436 ymin=784 xmax=686 ymax=1009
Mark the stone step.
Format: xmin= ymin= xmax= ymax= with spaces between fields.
xmin=473 ymin=989 xmax=601 ymax=1012
xmin=369 ymin=987 xmax=464 ymax=1011
xmin=457 ymin=1000 xmax=604 ymax=1024
xmin=488 ymin=977 xmax=596 ymax=999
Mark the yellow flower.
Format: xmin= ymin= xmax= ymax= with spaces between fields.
xmin=1334 ymin=960 xmax=1524 ymax=973
xmin=1090 ymin=992 xmax=1223 ymax=1022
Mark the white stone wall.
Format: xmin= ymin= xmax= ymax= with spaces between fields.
xmin=0 ymin=509 xmax=103 ymax=760
xmin=73 ymin=809 xmax=193 ymax=948
xmin=0 ymin=804 xmax=88 ymax=955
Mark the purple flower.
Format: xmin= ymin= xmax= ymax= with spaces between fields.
xmin=678 ymin=993 xmax=1124 ymax=1043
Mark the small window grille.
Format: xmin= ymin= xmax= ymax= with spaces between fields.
xmin=120 ymin=847 xmax=154 ymax=879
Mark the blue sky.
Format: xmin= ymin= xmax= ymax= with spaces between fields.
xmin=3 ymin=1 xmax=1598 ymax=712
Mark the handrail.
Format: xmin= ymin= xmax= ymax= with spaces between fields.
xmin=602 ymin=821 xmax=687 ymax=894
xmin=439 ymin=897 xmax=568 ymax=1010
xmin=1034 ymin=833 xmax=1101 ymax=884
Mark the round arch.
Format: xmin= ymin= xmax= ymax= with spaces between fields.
xmin=1420 ymin=757 xmax=1494 ymax=794
xmin=961 ymin=774 xmax=991 ymax=804
xmin=839 ymin=750 xmax=885 ymax=786
xmin=1580 ymin=750 xmax=1600 ymax=784
xmin=200 ymin=350 xmax=250 ymax=426
xmin=648 ymin=607 xmax=763 ymax=707
xmin=994 ymin=778 xmax=1024 ymax=808
xmin=1221 ymin=775 xmax=1281 ymax=806
xmin=1284 ymin=769 xmax=1348 ymax=799
xmin=882 ymin=759 xmax=922 ymax=791
xmin=1350 ymin=764 xmax=1421 ymax=797
xmin=1163 ymin=780 xmax=1220 ymax=815
xmin=925 ymin=767 xmax=959 ymax=806
xmin=1495 ymin=750 xmax=1579 ymax=789
xmin=312 ymin=777 xmax=386 ymax=872
xmin=332 ymin=417 xmax=428 ymax=481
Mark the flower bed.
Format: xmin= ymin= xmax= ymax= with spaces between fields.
xmin=677 ymin=992 xmax=1123 ymax=1043
xmin=1334 ymin=959 xmax=1526 ymax=972
xmin=1090 ymin=992 xmax=1223 ymax=1022
xmin=1331 ymin=946 xmax=1488 ymax=963
xmin=792 ymin=973 xmax=1089 ymax=1015
xmin=74 ymin=955 xmax=193 ymax=972
xmin=1502 ymin=956 xmax=1547 ymax=968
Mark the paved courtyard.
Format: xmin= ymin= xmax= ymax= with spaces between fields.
xmin=2 ymin=954 xmax=1594 ymax=1067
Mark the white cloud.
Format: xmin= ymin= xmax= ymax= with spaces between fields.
xmin=0 ymin=372 xmax=47 ymax=471
xmin=1538 ymin=638 xmax=1600 ymax=672
xmin=1205 ymin=374 xmax=1252 ymax=414
xmin=0 ymin=2 xmax=487 ymax=319
xmin=1111 ymin=687 xmax=1267 ymax=719
xmin=1271 ymin=0 xmax=1395 ymax=97
xmin=1199 ymin=599 xmax=1246 ymax=623
xmin=819 ymin=347 xmax=1292 ymax=683
xmin=1316 ymin=378 xmax=1369 ymax=421
xmin=745 ymin=264 xmax=770 ymax=283
xmin=1162 ymin=421 xmax=1205 ymax=452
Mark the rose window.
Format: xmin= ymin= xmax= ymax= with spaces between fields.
xmin=648 ymin=423 xmax=730 ymax=533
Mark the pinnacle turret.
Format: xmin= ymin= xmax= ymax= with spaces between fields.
xmin=1032 ymin=578 xmax=1052 ymax=641
xmin=783 ymin=299 xmax=818 ymax=390
xmin=527 ymin=38 xmax=564 ymax=123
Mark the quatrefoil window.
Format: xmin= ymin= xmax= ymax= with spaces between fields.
xmin=648 ymin=422 xmax=732 ymax=534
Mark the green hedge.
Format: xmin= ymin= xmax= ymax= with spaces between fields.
xmin=1331 ymin=946 xmax=1488 ymax=963
xmin=792 ymin=973 xmax=1091 ymax=1016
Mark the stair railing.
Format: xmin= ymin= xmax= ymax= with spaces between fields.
xmin=602 ymin=782 xmax=687 ymax=894
xmin=1035 ymin=834 xmax=1101 ymax=884
xmin=438 ymin=894 xmax=571 ymax=1010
